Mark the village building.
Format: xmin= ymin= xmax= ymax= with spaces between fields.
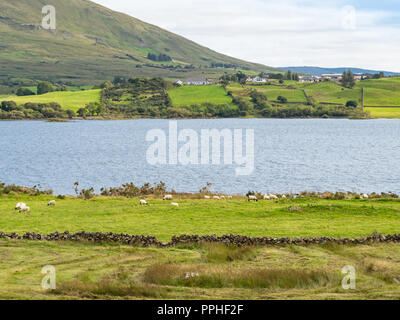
xmin=186 ymin=78 xmax=210 ymax=85
xmin=252 ymin=76 xmax=267 ymax=83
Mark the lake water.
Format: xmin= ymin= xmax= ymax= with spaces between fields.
xmin=1 ymin=119 xmax=400 ymax=195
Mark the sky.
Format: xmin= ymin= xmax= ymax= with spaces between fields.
xmin=92 ymin=0 xmax=400 ymax=71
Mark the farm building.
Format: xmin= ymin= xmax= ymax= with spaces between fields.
xmin=252 ymin=76 xmax=267 ymax=83
xmin=186 ymin=78 xmax=210 ymax=85
xmin=299 ymin=75 xmax=321 ymax=83
xmin=174 ymin=80 xmax=183 ymax=86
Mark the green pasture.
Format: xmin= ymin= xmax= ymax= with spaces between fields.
xmin=0 ymin=90 xmax=101 ymax=112
xmin=168 ymin=85 xmax=233 ymax=106
xmin=1 ymin=194 xmax=400 ymax=242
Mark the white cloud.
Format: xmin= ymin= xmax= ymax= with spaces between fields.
xmin=92 ymin=0 xmax=400 ymax=71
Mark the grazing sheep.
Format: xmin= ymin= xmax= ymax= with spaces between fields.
xmin=171 ymin=202 xmax=179 ymax=207
xmin=15 ymin=202 xmax=26 ymax=210
xmin=248 ymin=195 xmax=258 ymax=202
xmin=140 ymin=200 xmax=148 ymax=206
xmin=204 ymin=195 xmax=211 ymax=199
xmin=270 ymin=194 xmax=278 ymax=200
xmin=362 ymin=194 xmax=369 ymax=199
xmin=227 ymin=196 xmax=233 ymax=199
xmin=19 ymin=206 xmax=30 ymax=213
xmin=48 ymin=200 xmax=56 ymax=207
xmin=263 ymin=194 xmax=271 ymax=200
xmin=281 ymin=195 xmax=287 ymax=199
xmin=220 ymin=196 xmax=225 ymax=200
xmin=163 ymin=195 xmax=173 ymax=201
xmin=213 ymin=196 xmax=220 ymax=200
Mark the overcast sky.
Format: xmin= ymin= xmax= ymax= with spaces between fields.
xmin=92 ymin=0 xmax=400 ymax=71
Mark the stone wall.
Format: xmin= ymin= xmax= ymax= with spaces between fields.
xmin=0 ymin=231 xmax=399 ymax=247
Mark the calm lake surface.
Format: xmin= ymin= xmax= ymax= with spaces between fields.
xmin=1 ymin=119 xmax=400 ymax=195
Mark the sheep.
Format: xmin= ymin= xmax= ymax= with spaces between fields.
xmin=213 ymin=196 xmax=220 ymax=200
xmin=171 ymin=202 xmax=179 ymax=207
xmin=270 ymin=194 xmax=278 ymax=200
xmin=220 ymin=196 xmax=226 ymax=200
xmin=163 ymin=195 xmax=173 ymax=201
xmin=140 ymin=199 xmax=148 ymax=206
xmin=362 ymin=194 xmax=369 ymax=199
xmin=48 ymin=200 xmax=56 ymax=207
xmin=15 ymin=202 xmax=26 ymax=210
xmin=204 ymin=195 xmax=211 ymax=199
xmin=227 ymin=196 xmax=233 ymax=199
xmin=263 ymin=194 xmax=271 ymax=200
xmin=281 ymin=195 xmax=287 ymax=199
xmin=248 ymin=195 xmax=258 ymax=202
xmin=19 ymin=206 xmax=30 ymax=213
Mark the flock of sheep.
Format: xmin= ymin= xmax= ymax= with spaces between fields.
xmin=14 ymin=200 xmax=56 ymax=213
xmin=13 ymin=193 xmax=372 ymax=213
xmin=138 ymin=193 xmax=284 ymax=207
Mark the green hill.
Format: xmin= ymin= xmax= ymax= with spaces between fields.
xmin=0 ymin=0 xmax=275 ymax=85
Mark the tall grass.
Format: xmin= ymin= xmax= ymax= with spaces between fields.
xmin=204 ymin=244 xmax=256 ymax=262
xmin=144 ymin=264 xmax=339 ymax=289
xmin=53 ymin=268 xmax=168 ymax=298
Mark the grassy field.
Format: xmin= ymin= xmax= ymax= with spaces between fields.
xmin=1 ymin=240 xmax=399 ymax=299
xmin=0 ymin=90 xmax=101 ymax=112
xmin=1 ymin=194 xmax=400 ymax=242
xmin=168 ymin=85 xmax=233 ymax=106
xmin=1 ymin=193 xmax=400 ymax=300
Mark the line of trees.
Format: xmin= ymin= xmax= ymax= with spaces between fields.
xmin=147 ymin=53 xmax=172 ymax=62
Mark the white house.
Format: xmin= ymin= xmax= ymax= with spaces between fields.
xmin=174 ymin=80 xmax=183 ymax=86
xmin=252 ymin=76 xmax=267 ymax=83
xmin=299 ymin=75 xmax=321 ymax=83
xmin=186 ymin=78 xmax=210 ymax=86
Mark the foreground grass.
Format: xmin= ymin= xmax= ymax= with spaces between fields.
xmin=1 ymin=194 xmax=400 ymax=242
xmin=0 ymin=90 xmax=101 ymax=112
xmin=0 ymin=240 xmax=399 ymax=300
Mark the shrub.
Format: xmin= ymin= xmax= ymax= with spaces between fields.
xmin=346 ymin=100 xmax=358 ymax=108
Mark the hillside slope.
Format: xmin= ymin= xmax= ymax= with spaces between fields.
xmin=0 ymin=0 xmax=275 ymax=85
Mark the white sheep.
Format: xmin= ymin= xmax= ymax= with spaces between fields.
xmin=204 ymin=195 xmax=211 ymax=199
xmin=220 ymin=196 xmax=225 ymax=200
xmin=171 ymin=202 xmax=179 ymax=207
xmin=19 ymin=206 xmax=30 ymax=213
xmin=15 ymin=202 xmax=26 ymax=210
xmin=48 ymin=200 xmax=56 ymax=207
xmin=248 ymin=195 xmax=258 ymax=202
xmin=140 ymin=199 xmax=148 ymax=206
xmin=263 ymin=194 xmax=271 ymax=200
xmin=163 ymin=195 xmax=173 ymax=201
xmin=362 ymin=194 xmax=369 ymax=199
xmin=227 ymin=196 xmax=233 ymax=199
xmin=213 ymin=196 xmax=220 ymax=200
xmin=270 ymin=194 xmax=278 ymax=200
xmin=281 ymin=195 xmax=287 ymax=199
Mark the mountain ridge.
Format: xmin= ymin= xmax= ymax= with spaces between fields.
xmin=0 ymin=0 xmax=276 ymax=85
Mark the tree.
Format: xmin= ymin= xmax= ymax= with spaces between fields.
xmin=340 ymin=70 xmax=356 ymax=89
xmin=277 ymin=96 xmax=288 ymax=103
xmin=16 ymin=87 xmax=35 ymax=96
xmin=37 ymin=82 xmax=55 ymax=95
xmin=346 ymin=100 xmax=358 ymax=108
